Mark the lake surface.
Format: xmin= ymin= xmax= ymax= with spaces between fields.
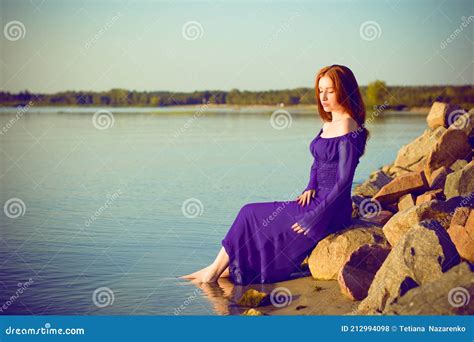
xmin=0 ymin=106 xmax=427 ymax=315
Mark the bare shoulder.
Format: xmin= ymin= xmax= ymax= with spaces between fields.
xmin=340 ymin=117 xmax=359 ymax=134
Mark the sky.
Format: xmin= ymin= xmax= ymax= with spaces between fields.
xmin=0 ymin=0 xmax=473 ymax=94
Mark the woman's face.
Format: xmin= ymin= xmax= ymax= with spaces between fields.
xmin=318 ymin=75 xmax=341 ymax=113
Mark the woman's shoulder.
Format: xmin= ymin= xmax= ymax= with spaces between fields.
xmin=340 ymin=117 xmax=359 ymax=133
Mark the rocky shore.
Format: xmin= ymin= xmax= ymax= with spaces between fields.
xmin=235 ymin=101 xmax=473 ymax=316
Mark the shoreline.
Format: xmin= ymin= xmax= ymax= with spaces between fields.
xmin=0 ymin=104 xmax=431 ymax=115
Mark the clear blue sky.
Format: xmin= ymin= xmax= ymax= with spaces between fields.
xmin=0 ymin=0 xmax=472 ymax=93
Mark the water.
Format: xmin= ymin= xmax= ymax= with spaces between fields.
xmin=0 ymin=107 xmax=427 ymax=315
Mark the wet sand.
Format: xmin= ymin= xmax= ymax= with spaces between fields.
xmin=189 ymin=275 xmax=360 ymax=316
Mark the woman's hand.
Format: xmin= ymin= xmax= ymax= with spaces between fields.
xmin=291 ymin=222 xmax=309 ymax=235
xmin=296 ymin=190 xmax=316 ymax=207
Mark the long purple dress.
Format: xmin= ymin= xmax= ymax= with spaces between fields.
xmin=221 ymin=127 xmax=367 ymax=285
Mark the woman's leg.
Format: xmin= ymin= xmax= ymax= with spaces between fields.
xmin=180 ymin=247 xmax=230 ymax=281
xmin=201 ymin=247 xmax=230 ymax=282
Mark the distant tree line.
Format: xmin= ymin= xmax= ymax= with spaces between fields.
xmin=0 ymin=82 xmax=472 ymax=109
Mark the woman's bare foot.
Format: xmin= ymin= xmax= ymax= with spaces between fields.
xmin=191 ymin=267 xmax=218 ymax=283
xmin=179 ymin=265 xmax=212 ymax=280
xmin=180 ymin=266 xmax=230 ymax=280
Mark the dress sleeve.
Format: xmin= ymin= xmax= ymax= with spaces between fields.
xmin=294 ymin=137 xmax=362 ymax=237
xmin=302 ymin=159 xmax=318 ymax=194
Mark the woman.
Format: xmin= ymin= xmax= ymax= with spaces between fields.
xmin=181 ymin=64 xmax=370 ymax=285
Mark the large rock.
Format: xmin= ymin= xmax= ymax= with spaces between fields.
xmin=447 ymin=107 xmax=474 ymax=138
xmin=424 ymin=129 xmax=471 ymax=181
xmin=398 ymin=193 xmax=415 ymax=211
xmin=444 ymin=160 xmax=474 ymax=199
xmin=384 ymin=262 xmax=474 ymax=315
xmin=448 ymin=208 xmax=474 ymax=262
xmin=373 ymin=171 xmax=428 ymax=205
xmin=357 ymin=220 xmax=460 ymax=314
xmin=427 ymin=166 xmax=448 ymax=189
xmin=382 ymin=196 xmax=472 ymax=247
xmin=308 ymin=224 xmax=389 ymax=280
xmin=415 ymin=188 xmax=444 ymax=205
xmin=451 ymin=206 xmax=471 ymax=226
xmin=393 ymin=126 xmax=445 ymax=171
xmin=426 ymin=102 xmax=462 ymax=129
xmin=338 ymin=244 xmax=391 ymax=301
xmin=450 ymin=159 xmax=469 ymax=172
xmin=353 ymin=170 xmax=393 ymax=197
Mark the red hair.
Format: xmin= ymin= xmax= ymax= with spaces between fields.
xmin=315 ymin=64 xmax=370 ymax=154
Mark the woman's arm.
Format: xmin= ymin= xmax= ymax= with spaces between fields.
xmin=302 ymin=159 xmax=318 ymax=194
xmin=292 ymin=136 xmax=362 ymax=238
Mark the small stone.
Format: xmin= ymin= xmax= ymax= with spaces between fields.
xmin=237 ymin=289 xmax=268 ymax=307
xmin=242 ymin=308 xmax=264 ymax=316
